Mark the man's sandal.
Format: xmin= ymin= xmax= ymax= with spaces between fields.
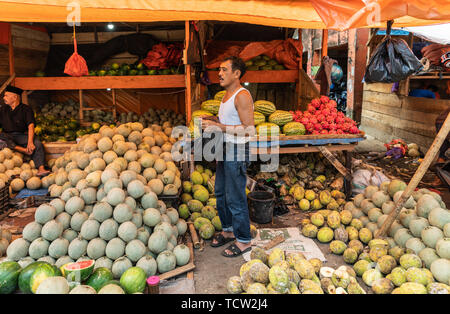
xmin=221 ymin=243 xmax=251 ymax=258
xmin=211 ymin=233 xmax=235 ymax=248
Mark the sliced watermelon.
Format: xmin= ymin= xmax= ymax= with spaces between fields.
xmin=86 ymin=267 xmax=113 ymax=292
xmin=0 ymin=261 xmax=22 ymax=294
xmin=18 ymin=261 xmax=47 ymax=294
xmin=62 ymin=260 xmax=94 ymax=282
xmin=29 ymin=263 xmax=57 ymax=294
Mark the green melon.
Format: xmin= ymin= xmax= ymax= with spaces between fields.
xmin=418 ymin=248 xmax=440 ymax=269
xmin=106 ymin=187 xmax=126 ymax=206
xmin=105 ymin=238 xmax=125 ymax=260
xmin=29 ymin=263 xmax=58 ymax=293
xmin=35 ymin=276 xmax=70 ymax=294
xmin=120 ymin=266 xmax=147 ymax=294
xmin=62 ymin=260 xmax=95 ymax=282
xmin=94 ymin=257 xmax=113 ymax=271
xmin=141 ymin=192 xmax=158 ymax=210
xmin=0 ymin=261 xmax=21 ymax=294
xmin=18 ymin=261 xmax=47 ymax=294
xmin=55 ymin=256 xmax=74 ymax=269
xmin=436 ymin=238 xmax=450 ymax=259
xmin=387 ymin=180 xmax=406 ymax=198
xmin=430 ymin=259 xmax=450 ymax=284
xmin=416 ymin=194 xmax=440 ymax=218
xmin=35 ymin=204 xmax=56 ymax=224
xmin=136 ymin=227 xmax=151 ymax=245
xmin=173 ymin=244 xmax=190 ymax=266
xmin=421 ymin=226 xmax=444 ymax=248
xmin=148 ymin=230 xmax=168 ymax=254
xmin=117 ymin=221 xmax=137 ymax=243
xmin=104 ymin=178 xmax=123 ymax=194
xmin=127 ymin=179 xmax=145 ymax=199
xmin=80 ymin=219 xmax=100 ymax=240
xmin=41 ymin=220 xmax=63 ymax=242
xmin=98 ymin=283 xmax=125 ymax=294
xmin=113 ymin=203 xmax=133 ymax=223
xmin=156 ymin=250 xmax=177 ymax=273
xmin=143 ymin=208 xmax=161 ymax=227
xmin=86 ymin=267 xmax=113 ymax=292
xmin=48 ymin=238 xmax=70 ymax=259
xmin=125 ymin=240 xmax=146 ymax=262
xmin=55 ymin=212 xmax=71 ymax=230
xmin=136 ymin=255 xmax=157 ymax=277
xmin=70 ymin=211 xmax=89 ymax=232
xmin=111 ymin=257 xmax=132 ymax=279
xmin=68 ymin=237 xmax=88 ymax=260
xmin=87 ymin=238 xmax=107 ymax=260
xmin=428 ymin=207 xmax=450 ymax=229
xmin=62 ymin=229 xmax=78 ymax=243
xmin=22 ymin=222 xmax=42 ymax=242
xmin=99 ymin=219 xmax=119 ymax=241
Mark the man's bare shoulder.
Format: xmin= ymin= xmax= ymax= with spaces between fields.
xmin=235 ymin=89 xmax=253 ymax=105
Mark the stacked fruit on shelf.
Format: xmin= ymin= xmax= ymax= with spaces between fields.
xmin=248 ymin=153 xmax=346 ymax=210
xmin=87 ymin=62 xmax=183 ymax=77
xmin=0 ymin=121 xmax=195 ymax=294
xmin=178 ymin=164 xmax=222 ymax=240
xmin=245 ymin=55 xmax=286 ymax=71
xmin=300 ymin=179 xmax=450 ymax=294
xmin=37 ymin=101 xmax=115 ymax=142
xmin=0 ymin=147 xmax=43 ymax=193
xmin=291 ymin=96 xmax=360 ymax=135
xmin=118 ymin=108 xmax=185 ymax=130
xmin=0 ymin=228 xmax=12 ymax=259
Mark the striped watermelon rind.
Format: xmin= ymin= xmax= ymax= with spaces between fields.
xmin=256 ymin=123 xmax=280 ymax=137
xmin=0 ymin=261 xmax=22 ymax=294
xmin=254 ymin=112 xmax=266 ymax=125
xmin=283 ymin=122 xmax=306 ymax=135
xmin=268 ymin=110 xmax=293 ymax=126
xmin=18 ymin=261 xmax=47 ymax=294
xmin=254 ymin=100 xmax=276 ymax=116
xmin=201 ymin=100 xmax=221 ymax=115
xmin=86 ymin=267 xmax=114 ymax=292
xmin=29 ymin=263 xmax=58 ymax=294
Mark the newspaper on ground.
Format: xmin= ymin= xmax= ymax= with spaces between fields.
xmin=243 ymin=227 xmax=327 ymax=262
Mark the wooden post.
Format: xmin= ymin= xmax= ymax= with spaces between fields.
xmin=184 ymin=20 xmax=192 ymax=124
xmin=321 ymin=29 xmax=328 ymax=58
xmin=376 ymin=112 xmax=450 ymax=238
xmin=79 ymin=89 xmax=84 ymax=121
xmin=8 ymin=23 xmax=15 ymax=80
xmin=112 ymin=89 xmax=117 ymax=121
xmin=0 ymin=73 xmax=16 ymax=94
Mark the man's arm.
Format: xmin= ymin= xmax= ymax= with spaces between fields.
xmin=27 ymin=123 xmax=36 ymax=154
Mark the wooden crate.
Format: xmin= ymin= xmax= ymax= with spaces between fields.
xmin=43 ymin=142 xmax=76 ymax=161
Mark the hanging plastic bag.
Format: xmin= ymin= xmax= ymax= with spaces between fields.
xmin=363 ymin=22 xmax=423 ymax=83
xmin=64 ymin=26 xmax=88 ymax=77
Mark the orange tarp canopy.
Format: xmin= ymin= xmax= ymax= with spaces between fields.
xmin=0 ymin=0 xmax=448 ymax=30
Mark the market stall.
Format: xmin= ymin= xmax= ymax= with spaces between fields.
xmin=0 ymin=0 xmax=449 ymax=298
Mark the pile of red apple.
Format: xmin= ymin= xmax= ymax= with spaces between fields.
xmin=291 ymin=96 xmax=360 ymax=135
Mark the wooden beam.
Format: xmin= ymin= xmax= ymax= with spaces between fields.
xmin=321 ymin=29 xmax=328 ymax=58
xmin=376 ymin=111 xmax=450 ymax=238
xmin=185 ymin=20 xmax=192 ymax=124
xmin=208 ymin=70 xmax=298 ymax=84
xmin=8 ymin=23 xmax=14 ymax=78
xmin=14 ymin=75 xmax=186 ymax=90
xmin=0 ymin=73 xmax=16 ymax=94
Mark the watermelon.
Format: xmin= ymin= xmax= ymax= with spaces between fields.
xmin=268 ymin=110 xmax=293 ymax=126
xmin=86 ymin=267 xmax=113 ymax=292
xmin=18 ymin=261 xmax=47 ymax=294
xmin=119 ymin=267 xmax=147 ymax=294
xmin=254 ymin=100 xmax=276 ymax=116
xmin=61 ymin=260 xmax=95 ymax=282
xmin=0 ymin=261 xmax=22 ymax=294
xmin=29 ymin=263 xmax=57 ymax=294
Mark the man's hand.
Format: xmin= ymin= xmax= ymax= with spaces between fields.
xmin=26 ymin=141 xmax=35 ymax=155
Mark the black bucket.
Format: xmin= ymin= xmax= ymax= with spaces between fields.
xmin=248 ymin=191 xmax=275 ymax=224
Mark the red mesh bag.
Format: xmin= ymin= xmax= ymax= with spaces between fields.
xmin=64 ymin=28 xmax=88 ymax=77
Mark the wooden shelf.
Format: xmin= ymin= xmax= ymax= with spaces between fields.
xmin=207 ymin=70 xmax=298 ymax=84
xmin=14 ymin=75 xmax=186 ymax=91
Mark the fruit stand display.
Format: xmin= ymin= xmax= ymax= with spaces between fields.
xmin=226 ymin=180 xmax=450 ymax=294
xmin=0 ymin=121 xmax=199 ymax=294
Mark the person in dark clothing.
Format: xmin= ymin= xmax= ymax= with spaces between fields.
xmin=1 ymin=85 xmax=49 ymax=176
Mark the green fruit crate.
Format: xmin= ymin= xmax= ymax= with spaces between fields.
xmin=0 ymin=180 xmax=10 ymax=213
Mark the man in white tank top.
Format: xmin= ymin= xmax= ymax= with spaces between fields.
xmin=201 ymin=56 xmax=255 ymax=257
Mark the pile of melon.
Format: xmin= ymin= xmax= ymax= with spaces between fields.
xmin=1 ymin=122 xmax=192 ymax=289
xmin=118 ymin=108 xmax=185 ymax=129
xmin=0 ymin=148 xmax=43 ymax=193
xmin=0 ymin=228 xmax=13 ymax=258
xmin=301 ymin=179 xmax=449 ymax=293
xmin=177 ymin=164 xmax=222 ymax=240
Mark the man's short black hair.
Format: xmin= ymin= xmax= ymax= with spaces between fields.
xmin=223 ymin=56 xmax=246 ymax=78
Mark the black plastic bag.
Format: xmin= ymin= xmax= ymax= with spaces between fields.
xmin=364 ymin=27 xmax=423 ymax=83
